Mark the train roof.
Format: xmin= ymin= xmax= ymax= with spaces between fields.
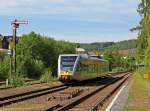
xmin=59 ymin=54 xmax=108 ymax=62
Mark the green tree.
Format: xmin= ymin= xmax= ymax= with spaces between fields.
xmin=16 ymin=32 xmax=76 ymax=79
xmin=136 ymin=0 xmax=150 ymax=65
xmin=103 ymin=50 xmax=114 ymax=71
xmin=16 ymin=32 xmax=45 ymax=78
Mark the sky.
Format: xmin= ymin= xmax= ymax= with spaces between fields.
xmin=0 ymin=0 xmax=140 ymax=43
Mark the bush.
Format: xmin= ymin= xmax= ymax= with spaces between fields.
xmin=30 ymin=59 xmax=45 ymax=78
xmin=144 ymin=48 xmax=150 ymax=66
xmin=40 ymin=69 xmax=54 ymax=83
xmin=9 ymin=74 xmax=25 ymax=87
xmin=17 ymin=58 xmax=45 ymax=79
xmin=112 ymin=67 xmax=124 ymax=72
xmin=0 ymin=58 xmax=10 ymax=80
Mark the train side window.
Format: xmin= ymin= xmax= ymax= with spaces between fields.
xmin=96 ymin=64 xmax=98 ymax=73
xmin=99 ymin=64 xmax=101 ymax=73
xmin=89 ymin=64 xmax=92 ymax=73
xmin=101 ymin=64 xmax=104 ymax=73
xmin=92 ymin=64 xmax=94 ymax=73
xmin=94 ymin=64 xmax=97 ymax=73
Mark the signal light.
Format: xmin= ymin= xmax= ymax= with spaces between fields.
xmin=7 ymin=49 xmax=12 ymax=56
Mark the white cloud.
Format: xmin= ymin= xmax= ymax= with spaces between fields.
xmin=0 ymin=0 xmax=138 ymax=15
xmin=0 ymin=0 xmax=19 ymax=8
xmin=0 ymin=0 xmax=139 ymax=43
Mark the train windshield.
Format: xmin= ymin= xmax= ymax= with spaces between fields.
xmin=61 ymin=56 xmax=77 ymax=71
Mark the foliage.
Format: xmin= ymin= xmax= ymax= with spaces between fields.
xmin=144 ymin=14 xmax=150 ymax=66
xmin=9 ymin=74 xmax=25 ymax=87
xmin=0 ymin=57 xmax=10 ymax=80
xmin=121 ymin=57 xmax=136 ymax=70
xmin=16 ymin=32 xmax=76 ymax=79
xmin=80 ymin=42 xmax=114 ymax=51
xmin=0 ymin=40 xmax=11 ymax=80
xmin=103 ymin=50 xmax=135 ymax=71
xmin=105 ymin=39 xmax=137 ymax=51
xmin=80 ymin=39 xmax=137 ymax=52
xmin=0 ymin=31 xmax=76 ymax=86
xmin=112 ymin=67 xmax=124 ymax=72
xmin=0 ymin=53 xmax=5 ymax=61
xmin=136 ymin=0 xmax=150 ymax=65
xmin=103 ymin=50 xmax=114 ymax=71
xmin=40 ymin=69 xmax=54 ymax=83
xmin=16 ymin=32 xmax=46 ymax=79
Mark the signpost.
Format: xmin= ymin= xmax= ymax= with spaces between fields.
xmin=11 ymin=19 xmax=29 ymax=73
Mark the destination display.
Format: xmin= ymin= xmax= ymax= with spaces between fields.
xmin=61 ymin=56 xmax=77 ymax=71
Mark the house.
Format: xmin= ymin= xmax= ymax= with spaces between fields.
xmin=117 ymin=48 xmax=137 ymax=57
xmin=0 ymin=34 xmax=12 ymax=49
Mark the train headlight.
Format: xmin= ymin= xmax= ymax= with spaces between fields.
xmin=61 ymin=71 xmax=72 ymax=76
xmin=60 ymin=71 xmax=72 ymax=81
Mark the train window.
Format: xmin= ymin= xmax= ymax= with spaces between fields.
xmin=90 ymin=64 xmax=93 ymax=73
xmin=76 ymin=62 xmax=85 ymax=75
xmin=61 ymin=56 xmax=77 ymax=71
xmin=75 ymin=60 xmax=108 ymax=77
xmin=99 ymin=64 xmax=102 ymax=73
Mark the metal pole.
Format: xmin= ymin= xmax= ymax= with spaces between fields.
xmin=12 ymin=20 xmax=17 ymax=73
xmin=11 ymin=19 xmax=28 ymax=74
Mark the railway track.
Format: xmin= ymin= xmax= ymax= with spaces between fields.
xmin=0 ymin=84 xmax=68 ymax=107
xmin=0 ymin=79 xmax=43 ymax=86
xmin=62 ymin=74 xmax=129 ymax=111
xmin=47 ymin=72 xmax=130 ymax=111
xmin=0 ymin=72 xmax=131 ymax=111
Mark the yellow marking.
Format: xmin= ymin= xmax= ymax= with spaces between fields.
xmin=60 ymin=71 xmax=72 ymax=76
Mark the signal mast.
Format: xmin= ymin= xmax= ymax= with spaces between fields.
xmin=11 ymin=19 xmax=29 ymax=73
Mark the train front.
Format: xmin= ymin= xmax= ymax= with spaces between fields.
xmin=58 ymin=54 xmax=78 ymax=82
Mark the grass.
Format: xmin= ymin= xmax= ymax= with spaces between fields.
xmin=124 ymin=67 xmax=150 ymax=111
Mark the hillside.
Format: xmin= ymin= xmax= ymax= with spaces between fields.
xmin=80 ymin=39 xmax=137 ymax=52
xmin=105 ymin=39 xmax=137 ymax=51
